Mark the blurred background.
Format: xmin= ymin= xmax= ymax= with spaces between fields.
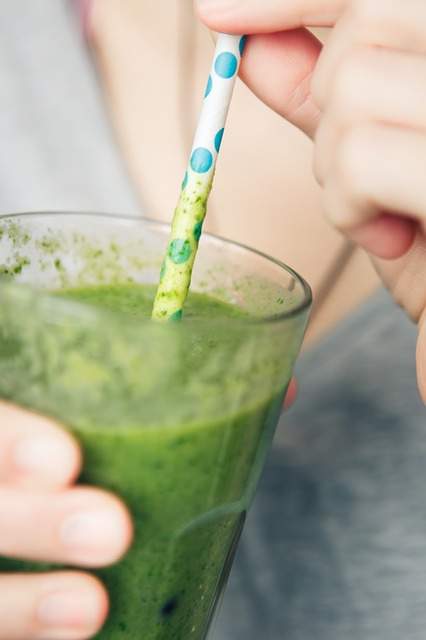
xmin=0 ymin=0 xmax=378 ymax=343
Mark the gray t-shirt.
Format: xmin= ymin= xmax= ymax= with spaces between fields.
xmin=215 ymin=290 xmax=426 ymax=640
xmin=2 ymin=3 xmax=426 ymax=639
xmin=0 ymin=0 xmax=139 ymax=214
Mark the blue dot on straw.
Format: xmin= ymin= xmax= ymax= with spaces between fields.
xmin=214 ymin=128 xmax=224 ymax=153
xmin=239 ymin=36 xmax=247 ymax=55
xmin=215 ymin=52 xmax=238 ymax=79
xmin=170 ymin=309 xmax=183 ymax=322
xmin=193 ymin=221 xmax=203 ymax=242
xmin=190 ymin=147 xmax=213 ymax=174
xmin=168 ymin=239 xmax=192 ymax=264
xmin=205 ymin=74 xmax=213 ymax=97
xmin=182 ymin=171 xmax=188 ymax=190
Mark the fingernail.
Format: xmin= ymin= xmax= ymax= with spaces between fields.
xmin=14 ymin=436 xmax=68 ymax=476
xmin=61 ymin=511 xmax=125 ymax=560
xmin=38 ymin=589 xmax=100 ymax=630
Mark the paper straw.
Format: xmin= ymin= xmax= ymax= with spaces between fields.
xmin=152 ymin=33 xmax=247 ymax=321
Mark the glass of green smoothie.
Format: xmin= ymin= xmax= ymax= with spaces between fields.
xmin=0 ymin=212 xmax=311 ymax=639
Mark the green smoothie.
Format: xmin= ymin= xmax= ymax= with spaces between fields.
xmin=0 ymin=284 xmax=288 ymax=640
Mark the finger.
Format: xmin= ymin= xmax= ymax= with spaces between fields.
xmin=0 ymin=402 xmax=81 ymax=489
xmin=195 ymin=0 xmax=347 ymax=33
xmin=312 ymin=0 xmax=426 ymax=109
xmin=238 ymin=30 xmax=322 ymax=138
xmin=284 ymin=377 xmax=298 ymax=409
xmin=0 ymin=486 xmax=133 ymax=567
xmin=349 ymin=215 xmax=416 ymax=260
xmin=314 ymin=49 xmax=426 ymax=184
xmin=381 ymin=232 xmax=426 ymax=323
xmin=322 ymin=124 xmax=426 ymax=237
xmin=0 ymin=571 xmax=107 ymax=640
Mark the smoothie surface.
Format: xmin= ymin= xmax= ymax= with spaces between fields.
xmin=57 ymin=283 xmax=247 ymax=320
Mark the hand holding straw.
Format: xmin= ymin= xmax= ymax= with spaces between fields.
xmin=152 ymin=33 xmax=246 ymax=321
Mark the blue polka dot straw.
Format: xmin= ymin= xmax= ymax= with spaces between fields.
xmin=152 ymin=34 xmax=246 ymax=321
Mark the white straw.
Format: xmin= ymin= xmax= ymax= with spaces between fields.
xmin=152 ymin=33 xmax=246 ymax=321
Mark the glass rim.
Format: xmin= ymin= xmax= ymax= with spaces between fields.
xmin=0 ymin=210 xmax=312 ymax=324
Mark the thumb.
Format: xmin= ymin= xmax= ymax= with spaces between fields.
xmin=237 ymin=29 xmax=322 ymax=138
xmin=195 ymin=0 xmax=334 ymax=137
xmin=195 ymin=0 xmax=345 ymax=33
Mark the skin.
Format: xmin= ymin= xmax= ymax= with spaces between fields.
xmin=0 ymin=401 xmax=133 ymax=639
xmin=195 ymin=0 xmax=426 ymax=400
xmin=2 ymin=0 xmax=426 ymax=636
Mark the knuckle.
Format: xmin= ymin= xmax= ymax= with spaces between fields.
xmin=284 ymin=69 xmax=317 ymax=125
xmin=330 ymin=50 xmax=370 ymax=118
xmin=335 ymin=127 xmax=370 ymax=200
xmin=348 ymin=0 xmax=402 ymax=47
xmin=194 ymin=0 xmax=221 ymax=26
xmin=313 ymin=146 xmax=325 ymax=186
xmin=313 ymin=123 xmax=328 ymax=186
xmin=349 ymin=0 xmax=386 ymax=31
